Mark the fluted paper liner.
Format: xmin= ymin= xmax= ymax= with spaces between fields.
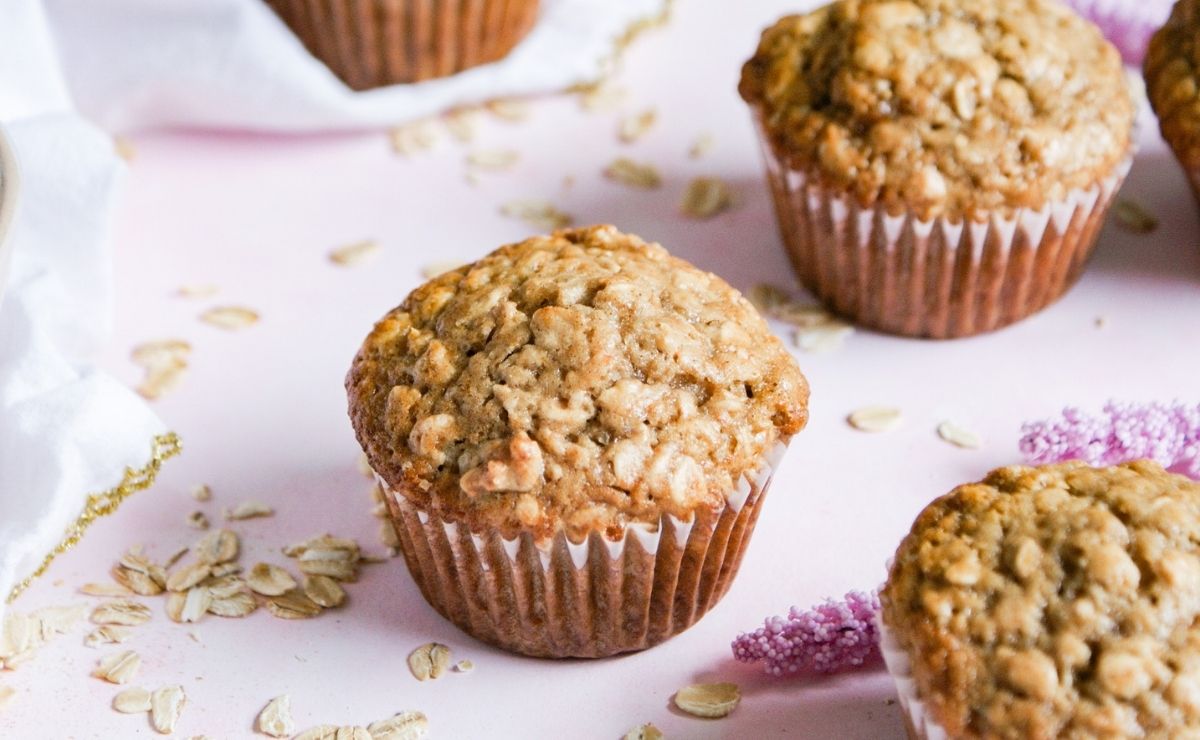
xmin=753 ymin=114 xmax=1132 ymax=339
xmin=379 ymin=442 xmax=787 ymax=658
xmin=266 ymin=0 xmax=540 ymax=90
xmin=878 ymin=618 xmax=949 ymax=740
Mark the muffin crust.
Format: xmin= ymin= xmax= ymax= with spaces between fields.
xmin=882 ymin=461 xmax=1200 ymax=738
xmin=740 ymin=0 xmax=1134 ymax=221
xmin=347 ymin=226 xmax=808 ymax=541
xmin=1146 ymin=0 xmax=1200 ymax=168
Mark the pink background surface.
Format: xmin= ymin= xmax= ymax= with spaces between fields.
xmin=6 ymin=1 xmax=1200 ymax=737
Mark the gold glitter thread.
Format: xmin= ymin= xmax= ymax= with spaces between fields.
xmin=6 ymin=432 xmax=182 ymax=604
xmin=568 ymin=0 xmax=673 ymax=95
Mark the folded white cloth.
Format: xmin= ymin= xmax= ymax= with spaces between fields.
xmin=0 ymin=1 xmax=167 ymax=619
xmin=0 ymin=0 xmax=663 ymax=619
xmin=44 ymin=0 xmax=664 ymax=133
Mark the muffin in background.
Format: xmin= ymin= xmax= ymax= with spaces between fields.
xmin=266 ymin=0 xmax=540 ymax=90
xmin=740 ymin=0 xmax=1135 ymax=339
xmin=881 ymin=460 xmax=1200 ymax=738
xmin=346 ymin=225 xmax=809 ymax=658
xmin=1146 ymin=0 xmax=1200 ymax=205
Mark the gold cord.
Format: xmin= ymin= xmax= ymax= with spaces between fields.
xmin=6 ymin=432 xmax=182 ymax=604
xmin=570 ymin=0 xmax=674 ymax=94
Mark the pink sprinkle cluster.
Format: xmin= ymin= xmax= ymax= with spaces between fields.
xmin=732 ymin=591 xmax=880 ymax=676
xmin=1063 ymin=0 xmax=1174 ymax=64
xmin=1020 ymin=400 xmax=1200 ymax=479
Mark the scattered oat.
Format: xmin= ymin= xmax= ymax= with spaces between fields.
xmin=604 ymin=158 xmax=662 ymax=189
xmin=937 ymin=420 xmax=982 ymax=450
xmin=795 ymin=323 xmax=855 ymax=353
xmin=247 ymin=563 xmax=298 ymax=597
xmin=33 ymin=604 xmax=87 ymax=637
xmin=466 ymin=149 xmax=519 ymax=171
xmin=187 ymin=511 xmax=210 ymax=530
xmin=131 ymin=339 xmax=190 ymax=400
xmin=165 ymin=592 xmax=186 ymax=623
xmin=773 ymin=303 xmax=836 ymax=329
xmin=91 ymin=600 xmax=152 ymax=627
xmin=85 ymin=625 xmax=135 ymax=647
xmin=499 ymin=199 xmax=573 ymax=231
xmin=207 ymin=591 xmax=257 ymax=618
xmin=579 ymin=82 xmax=627 ymax=112
xmin=287 ymin=535 xmax=362 ymax=582
xmin=210 ymin=562 xmax=243 ymax=578
xmin=408 ymin=642 xmax=452 ymax=681
xmin=847 ymin=406 xmax=903 ymax=433
xmin=113 ymin=136 xmax=137 ymax=162
xmin=368 ymin=711 xmax=429 ymax=740
xmin=225 ymin=500 xmax=274 ymax=521
xmin=164 ymin=547 xmax=189 ymax=570
xmin=1114 ymin=199 xmax=1158 ymax=234
xmin=180 ymin=586 xmax=212 ymax=623
xmin=453 ymin=659 xmax=474 ymax=673
xmin=1095 ymin=316 xmax=1107 ymax=329
xmin=113 ymin=687 xmax=153 ymax=714
xmin=294 ymin=727 xmax=340 ymax=740
xmin=257 ymin=695 xmax=295 ymax=738
xmin=194 ymin=530 xmax=239 ymax=564
xmin=486 ymin=98 xmax=530 ymax=122
xmin=0 ymin=685 xmax=14 ymax=710
xmin=618 ymin=108 xmax=657 ymax=143
xmin=200 ymin=306 xmax=259 ymax=330
xmin=624 ymin=724 xmax=664 ymax=740
xmin=266 ymin=590 xmax=322 ymax=620
xmin=151 ymin=685 xmax=186 ymax=734
xmin=442 ymin=107 xmax=481 ymax=142
xmin=747 ymin=284 xmax=790 ymax=314
xmin=80 ymin=582 xmax=133 ymax=597
xmin=303 ymin=575 xmax=346 ymax=608
xmin=420 ymin=260 xmax=465 ymax=279
xmin=689 ymin=132 xmax=714 ymax=159
xmin=93 ymin=650 xmax=141 ymax=684
xmin=673 ymin=682 xmax=741 ymax=719
xmin=329 ymin=240 xmax=381 ymax=267
xmin=389 ymin=120 xmax=438 ymax=156
xmin=113 ymin=550 xmax=167 ymax=596
xmin=166 ymin=561 xmax=212 ymax=593
xmin=190 ymin=484 xmax=212 ymax=502
xmin=176 ymin=284 xmax=218 ymax=299
xmin=680 ymin=177 xmax=735 ymax=219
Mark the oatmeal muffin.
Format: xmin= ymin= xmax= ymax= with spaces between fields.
xmin=266 ymin=0 xmax=539 ymax=90
xmin=346 ymin=225 xmax=808 ymax=657
xmin=740 ymin=0 xmax=1135 ymax=338
xmin=1146 ymin=0 xmax=1200 ymax=205
xmin=881 ymin=461 xmax=1200 ymax=739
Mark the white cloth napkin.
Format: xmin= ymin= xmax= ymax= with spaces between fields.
xmin=0 ymin=1 xmax=167 ymax=618
xmin=44 ymin=0 xmax=665 ymax=133
xmin=0 ymin=0 xmax=663 ymax=619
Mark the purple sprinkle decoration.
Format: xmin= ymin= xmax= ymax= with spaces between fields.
xmin=732 ymin=591 xmax=881 ymax=676
xmin=1020 ymin=400 xmax=1200 ymax=479
xmin=1062 ymin=0 xmax=1175 ymax=65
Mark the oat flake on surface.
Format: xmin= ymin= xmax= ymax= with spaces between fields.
xmin=93 ymin=650 xmax=141 ymax=684
xmin=604 ymin=158 xmax=662 ymax=189
xmin=199 ymin=306 xmax=259 ymax=330
xmin=113 ymin=687 xmax=152 ymax=714
xmin=367 ymin=711 xmax=429 ymax=740
xmin=407 ymin=642 xmax=451 ymax=681
xmin=624 ymin=724 xmax=664 ymax=740
xmin=847 ymin=406 xmax=903 ymax=433
xmin=246 ymin=563 xmax=297 ymax=597
xmin=257 ymin=695 xmax=295 ymax=738
xmin=150 ymin=685 xmax=186 ymax=734
xmin=937 ymin=420 xmax=983 ymax=449
xmin=673 ymin=682 xmax=741 ymax=718
xmin=329 ymin=240 xmax=381 ymax=267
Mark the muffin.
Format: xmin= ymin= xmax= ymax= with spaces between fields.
xmin=1146 ymin=0 xmax=1200 ymax=205
xmin=266 ymin=0 xmax=540 ymax=90
xmin=346 ymin=225 xmax=809 ymax=658
xmin=740 ymin=0 xmax=1136 ymax=339
xmin=880 ymin=461 xmax=1200 ymax=738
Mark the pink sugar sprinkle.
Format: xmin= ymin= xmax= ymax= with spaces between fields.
xmin=732 ymin=591 xmax=881 ymax=676
xmin=1020 ymin=400 xmax=1200 ymax=479
xmin=1062 ymin=0 xmax=1175 ymax=64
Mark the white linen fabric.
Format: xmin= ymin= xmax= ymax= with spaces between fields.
xmin=0 ymin=0 xmax=662 ymax=618
xmin=43 ymin=0 xmax=665 ymax=133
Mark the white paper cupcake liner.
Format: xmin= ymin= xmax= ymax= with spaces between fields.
xmin=754 ymin=112 xmax=1133 ymax=338
xmin=878 ymin=617 xmax=949 ymax=740
xmin=378 ymin=441 xmax=788 ymax=658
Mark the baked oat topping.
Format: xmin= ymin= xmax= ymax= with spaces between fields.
xmin=1147 ymin=2 xmax=1200 ymax=167
xmin=740 ymin=0 xmax=1134 ymax=220
xmin=882 ymin=461 xmax=1200 ymax=737
xmin=347 ymin=226 xmax=808 ymax=539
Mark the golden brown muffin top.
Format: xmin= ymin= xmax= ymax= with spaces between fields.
xmin=881 ymin=461 xmax=1200 ymax=739
xmin=740 ymin=0 xmax=1134 ymax=221
xmin=1146 ymin=0 xmax=1200 ymax=168
xmin=346 ymin=226 xmax=809 ymax=541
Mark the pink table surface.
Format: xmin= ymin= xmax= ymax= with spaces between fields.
xmin=6 ymin=1 xmax=1200 ymax=738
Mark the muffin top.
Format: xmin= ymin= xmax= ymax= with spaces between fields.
xmin=346 ymin=226 xmax=809 ymax=541
xmin=881 ymin=461 xmax=1200 ymax=738
xmin=1146 ymin=0 xmax=1200 ymax=167
xmin=739 ymin=0 xmax=1134 ymax=221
